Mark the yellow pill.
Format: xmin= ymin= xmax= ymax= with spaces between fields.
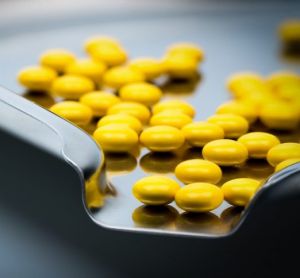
xmin=216 ymin=101 xmax=258 ymax=123
xmin=221 ymin=178 xmax=261 ymax=207
xmin=182 ymin=121 xmax=224 ymax=147
xmin=65 ymin=59 xmax=106 ymax=83
xmin=119 ymin=82 xmax=162 ymax=106
xmin=97 ymin=114 xmax=143 ymax=133
xmin=202 ymin=139 xmax=248 ymax=166
xmin=132 ymin=176 xmax=180 ymax=206
xmin=238 ymin=91 xmax=277 ymax=111
xmin=167 ymin=42 xmax=204 ymax=62
xmin=79 ymin=91 xmax=120 ymax=117
xmin=267 ymin=71 xmax=300 ymax=91
xmin=175 ymin=159 xmax=222 ymax=184
xmin=107 ymin=101 xmax=150 ymax=124
xmin=267 ymin=143 xmax=300 ymax=167
xmin=152 ymin=100 xmax=196 ymax=118
xmin=275 ymin=158 xmax=300 ymax=172
xmin=237 ymin=132 xmax=280 ymax=159
xmin=150 ymin=111 xmax=192 ymax=129
xmin=259 ymin=101 xmax=299 ymax=130
xmin=129 ymin=57 xmax=165 ymax=80
xmin=51 ymin=75 xmax=95 ymax=99
xmin=140 ymin=125 xmax=185 ymax=152
xmin=276 ymin=82 xmax=300 ymax=101
xmin=17 ymin=66 xmax=57 ymax=91
xmin=279 ymin=20 xmax=300 ymax=42
xmin=49 ymin=101 xmax=92 ymax=125
xmin=84 ymin=35 xmax=121 ymax=53
xmin=40 ymin=49 xmax=76 ymax=73
xmin=103 ymin=66 xmax=145 ymax=89
xmin=207 ymin=114 xmax=249 ymax=139
xmin=175 ymin=183 xmax=223 ymax=213
xmin=93 ymin=124 xmax=138 ymax=152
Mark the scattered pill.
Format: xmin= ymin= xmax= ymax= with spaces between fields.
xmin=129 ymin=57 xmax=165 ymax=80
xmin=84 ymin=35 xmax=121 ymax=54
xmin=275 ymin=158 xmax=300 ymax=172
xmin=152 ymin=100 xmax=195 ymax=117
xmin=279 ymin=20 xmax=300 ymax=43
xmin=167 ymin=42 xmax=204 ymax=62
xmin=267 ymin=142 xmax=300 ymax=166
xmin=150 ymin=111 xmax=192 ymax=129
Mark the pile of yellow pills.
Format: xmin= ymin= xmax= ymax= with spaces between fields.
xmin=119 ymin=82 xmax=162 ymax=106
xmin=132 ymin=176 xmax=180 ymax=205
xmin=221 ymin=178 xmax=261 ymax=207
xmin=275 ymin=158 xmax=300 ymax=172
xmin=267 ymin=143 xmax=300 ymax=167
xmin=140 ymin=125 xmax=185 ymax=152
xmin=175 ymin=159 xmax=222 ymax=184
xmin=150 ymin=111 xmax=192 ymax=129
xmin=166 ymin=42 xmax=204 ymax=62
xmin=237 ymin=132 xmax=280 ymax=159
xmin=49 ymin=101 xmax=93 ymax=125
xmin=175 ymin=183 xmax=223 ymax=213
xmin=203 ymin=139 xmax=248 ymax=166
xmin=129 ymin=57 xmax=165 ymax=80
xmin=152 ymin=100 xmax=195 ymax=117
xmin=79 ymin=91 xmax=120 ymax=117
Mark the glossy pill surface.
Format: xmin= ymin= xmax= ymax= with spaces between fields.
xmin=152 ymin=100 xmax=195 ymax=117
xmin=140 ymin=125 xmax=185 ymax=152
xmin=275 ymin=158 xmax=300 ymax=172
xmin=129 ymin=58 xmax=165 ymax=80
xmin=49 ymin=101 xmax=92 ymax=125
xmin=202 ymin=139 xmax=248 ymax=166
xmin=267 ymin=143 xmax=300 ymax=166
xmin=167 ymin=43 xmax=204 ymax=62
xmin=221 ymin=178 xmax=261 ymax=207
xmin=93 ymin=124 xmax=138 ymax=152
xmin=51 ymin=75 xmax=95 ymax=99
xmin=175 ymin=183 xmax=223 ymax=213
xmin=79 ymin=91 xmax=120 ymax=117
xmin=238 ymin=132 xmax=280 ymax=159
xmin=150 ymin=111 xmax=192 ymax=129
xmin=132 ymin=176 xmax=180 ymax=205
xmin=182 ymin=121 xmax=224 ymax=147
xmin=175 ymin=159 xmax=222 ymax=184
xmin=207 ymin=114 xmax=249 ymax=138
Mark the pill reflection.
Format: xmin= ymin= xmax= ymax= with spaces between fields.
xmin=24 ymin=91 xmax=56 ymax=108
xmin=243 ymin=159 xmax=274 ymax=181
xmin=105 ymin=153 xmax=137 ymax=174
xmin=220 ymin=206 xmax=244 ymax=229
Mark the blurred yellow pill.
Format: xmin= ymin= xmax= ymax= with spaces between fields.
xmin=84 ymin=35 xmax=121 ymax=53
xmin=276 ymin=82 xmax=300 ymax=101
xmin=275 ymin=158 xmax=300 ymax=172
xmin=132 ymin=176 xmax=180 ymax=206
xmin=267 ymin=71 xmax=300 ymax=91
xmin=267 ymin=143 xmax=300 ymax=167
xmin=79 ymin=91 xmax=120 ymax=117
xmin=140 ymin=125 xmax=185 ymax=152
xmin=202 ymin=139 xmax=248 ymax=166
xmin=51 ymin=74 xmax=95 ymax=99
xmin=175 ymin=183 xmax=223 ymax=213
xmin=17 ymin=66 xmax=57 ymax=91
xmin=167 ymin=42 xmax=204 ymax=62
xmin=182 ymin=121 xmax=224 ymax=147
xmin=150 ymin=111 xmax=192 ymax=129
xmin=103 ymin=66 xmax=145 ymax=89
xmin=279 ymin=20 xmax=300 ymax=42
xmin=93 ymin=124 xmax=138 ymax=152
xmin=238 ymin=132 xmax=280 ymax=159
xmin=107 ymin=101 xmax=150 ymax=124
xmin=97 ymin=114 xmax=143 ymax=133
xmin=40 ymin=49 xmax=76 ymax=73
xmin=49 ymin=101 xmax=92 ymax=125
xmin=175 ymin=159 xmax=222 ymax=184
xmin=221 ymin=178 xmax=261 ymax=207
xmin=119 ymin=82 xmax=162 ymax=106
xmin=207 ymin=114 xmax=249 ymax=139
xmin=65 ymin=59 xmax=106 ymax=83
xmin=152 ymin=100 xmax=195 ymax=118
xmin=239 ymin=91 xmax=278 ymax=111
xmin=129 ymin=57 xmax=165 ymax=80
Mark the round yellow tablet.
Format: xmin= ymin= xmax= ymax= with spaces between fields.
xmin=49 ymin=101 xmax=92 ymax=125
xmin=102 ymin=66 xmax=145 ymax=89
xmin=84 ymin=35 xmax=121 ymax=53
xmin=167 ymin=42 xmax=204 ymax=62
xmin=79 ymin=91 xmax=120 ymax=117
xmin=202 ymin=139 xmax=248 ymax=166
xmin=107 ymin=101 xmax=150 ymax=124
xmin=175 ymin=183 xmax=223 ymax=213
xmin=279 ymin=20 xmax=300 ymax=42
xmin=207 ymin=114 xmax=249 ymax=139
xmin=119 ymin=82 xmax=162 ymax=106
xmin=267 ymin=143 xmax=300 ymax=167
xmin=40 ymin=49 xmax=76 ymax=73
xmin=237 ymin=132 xmax=280 ymax=159
xmin=150 ymin=111 xmax=192 ymax=129
xmin=275 ymin=158 xmax=300 ymax=172
xmin=152 ymin=100 xmax=195 ymax=118
xmin=267 ymin=71 xmax=300 ymax=91
xmin=221 ymin=178 xmax=261 ymax=207
xmin=132 ymin=176 xmax=180 ymax=205
xmin=175 ymin=159 xmax=222 ymax=184
xmin=93 ymin=124 xmax=138 ymax=152
xmin=17 ymin=66 xmax=57 ymax=91
xmin=140 ymin=125 xmax=185 ymax=152
xmin=97 ymin=114 xmax=143 ymax=134
xmin=65 ymin=59 xmax=106 ymax=83
xmin=51 ymin=74 xmax=95 ymax=99
xmin=181 ymin=121 xmax=224 ymax=147
xmin=129 ymin=57 xmax=165 ymax=80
